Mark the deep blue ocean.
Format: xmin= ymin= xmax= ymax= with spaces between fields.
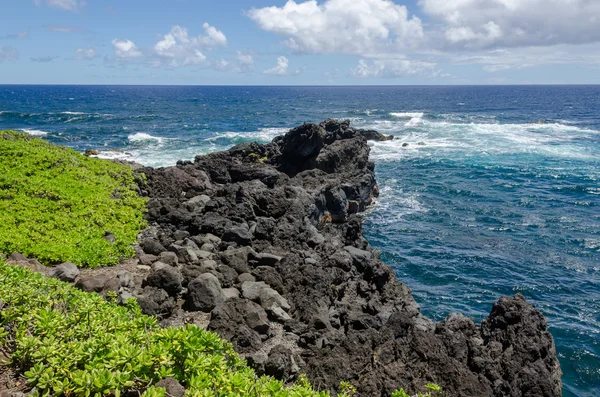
xmin=1 ymin=85 xmax=599 ymax=396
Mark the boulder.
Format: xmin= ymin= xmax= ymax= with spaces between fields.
xmin=48 ymin=262 xmax=79 ymax=282
xmin=185 ymin=273 xmax=225 ymax=312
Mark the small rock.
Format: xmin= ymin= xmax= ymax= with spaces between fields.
xmin=144 ymin=265 xmax=183 ymax=296
xmin=173 ymin=230 xmax=190 ymax=241
xmin=223 ymin=287 xmax=241 ymax=300
xmin=200 ymin=243 xmax=215 ymax=252
xmin=222 ymin=226 xmax=253 ymax=246
xmin=155 ymin=377 xmax=185 ymax=397
xmin=158 ymin=251 xmax=178 ymax=266
xmin=238 ymin=273 xmax=256 ymax=283
xmin=185 ymin=273 xmax=225 ymax=312
xmin=252 ymin=252 xmax=283 ymax=266
xmin=48 ymin=262 xmax=79 ymax=282
xmin=103 ymin=231 xmax=116 ymax=243
xmin=7 ymin=252 xmax=27 ymax=262
xmin=75 ymin=274 xmax=110 ymax=292
xmin=241 ymin=281 xmax=269 ymax=301
xmin=270 ymin=306 xmax=292 ymax=322
xmin=141 ymin=238 xmax=166 ymax=255
xmin=260 ymin=288 xmax=291 ymax=311
xmin=138 ymin=254 xmax=157 ymax=267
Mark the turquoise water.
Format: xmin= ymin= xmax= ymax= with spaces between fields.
xmin=1 ymin=85 xmax=599 ymax=395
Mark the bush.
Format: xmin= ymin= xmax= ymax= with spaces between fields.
xmin=0 ymin=261 xmax=330 ymax=396
xmin=0 ymin=131 xmax=147 ymax=267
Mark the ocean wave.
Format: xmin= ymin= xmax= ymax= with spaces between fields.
xmin=128 ymin=132 xmax=169 ymax=144
xmin=390 ymin=112 xmax=424 ymax=119
xmin=20 ymin=128 xmax=49 ymax=136
xmin=366 ymin=119 xmax=599 ymax=162
xmin=205 ymin=127 xmax=289 ymax=144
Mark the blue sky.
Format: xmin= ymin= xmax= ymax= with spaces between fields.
xmin=1 ymin=0 xmax=600 ymax=85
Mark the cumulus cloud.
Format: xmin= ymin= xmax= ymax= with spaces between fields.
xmin=214 ymin=51 xmax=255 ymax=73
xmin=112 ymin=39 xmax=143 ymax=59
xmin=264 ymin=56 xmax=298 ymax=75
xmin=419 ymin=0 xmax=600 ymax=49
xmin=0 ymin=46 xmax=19 ymax=62
xmin=74 ymin=47 xmax=96 ymax=60
xmin=153 ymin=24 xmax=227 ymax=67
xmin=34 ymin=0 xmax=85 ymax=12
xmin=248 ymin=0 xmax=424 ymax=55
xmin=351 ymin=58 xmax=441 ymax=78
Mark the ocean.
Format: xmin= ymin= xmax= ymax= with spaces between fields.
xmin=1 ymin=85 xmax=599 ymax=396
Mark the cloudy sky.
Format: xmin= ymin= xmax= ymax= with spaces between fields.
xmin=1 ymin=0 xmax=599 ymax=84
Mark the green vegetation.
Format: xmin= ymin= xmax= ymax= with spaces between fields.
xmin=0 ymin=131 xmax=146 ymax=267
xmin=0 ymin=261 xmax=331 ymax=396
xmin=392 ymin=383 xmax=442 ymax=397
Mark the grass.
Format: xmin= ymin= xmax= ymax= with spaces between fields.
xmin=0 ymin=131 xmax=147 ymax=267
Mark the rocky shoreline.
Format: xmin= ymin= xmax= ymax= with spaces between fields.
xmin=6 ymin=120 xmax=562 ymax=396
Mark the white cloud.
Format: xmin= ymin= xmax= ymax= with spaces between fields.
xmin=153 ymin=24 xmax=227 ymax=67
xmin=31 ymin=55 xmax=59 ymax=62
xmin=351 ymin=58 xmax=441 ymax=78
xmin=419 ymin=0 xmax=600 ymax=49
xmin=1 ymin=30 xmax=29 ymax=40
xmin=74 ymin=47 xmax=96 ymax=60
xmin=214 ymin=51 xmax=254 ymax=73
xmin=0 ymin=46 xmax=19 ymax=62
xmin=112 ymin=39 xmax=142 ymax=60
xmin=44 ymin=25 xmax=86 ymax=33
xmin=35 ymin=0 xmax=85 ymax=12
xmin=264 ymin=56 xmax=291 ymax=75
xmin=248 ymin=0 xmax=424 ymax=56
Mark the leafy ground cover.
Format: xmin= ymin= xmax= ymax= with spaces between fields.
xmin=0 ymin=131 xmax=146 ymax=267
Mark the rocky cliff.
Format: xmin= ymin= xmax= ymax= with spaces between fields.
xmin=82 ymin=120 xmax=562 ymax=396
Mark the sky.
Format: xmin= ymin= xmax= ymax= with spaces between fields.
xmin=1 ymin=0 xmax=600 ymax=85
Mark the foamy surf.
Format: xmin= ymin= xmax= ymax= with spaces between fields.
xmin=20 ymin=128 xmax=49 ymax=136
xmin=128 ymin=132 xmax=170 ymax=144
xmin=390 ymin=112 xmax=425 ymax=119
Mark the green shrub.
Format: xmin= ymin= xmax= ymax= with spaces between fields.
xmin=0 ymin=131 xmax=147 ymax=267
xmin=0 ymin=261 xmax=330 ymax=396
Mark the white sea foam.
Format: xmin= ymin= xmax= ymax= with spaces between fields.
xmin=62 ymin=111 xmax=85 ymax=115
xmin=20 ymin=128 xmax=49 ymax=136
xmin=390 ymin=112 xmax=424 ymax=119
xmin=364 ymin=118 xmax=599 ymax=162
xmin=205 ymin=127 xmax=289 ymax=143
xmin=128 ymin=132 xmax=169 ymax=144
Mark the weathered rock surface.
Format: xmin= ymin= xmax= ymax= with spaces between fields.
xmin=129 ymin=119 xmax=562 ymax=396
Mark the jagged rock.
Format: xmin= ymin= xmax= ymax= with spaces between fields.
xmin=141 ymin=238 xmax=166 ymax=255
xmin=237 ymin=273 xmax=256 ymax=283
xmin=75 ymin=274 xmax=111 ymax=292
xmin=144 ymin=265 xmax=183 ymax=296
xmin=241 ymin=281 xmax=269 ymax=301
xmin=138 ymin=254 xmax=157 ymax=267
xmin=223 ymin=287 xmax=241 ymax=300
xmin=48 ymin=262 xmax=79 ymax=282
xmin=158 ymin=251 xmax=178 ymax=266
xmin=185 ymin=273 xmax=225 ymax=312
xmin=222 ymin=225 xmax=253 ymax=246
xmin=259 ymin=288 xmax=291 ymax=312
xmin=134 ymin=120 xmax=562 ymax=397
xmin=136 ymin=286 xmax=175 ymax=319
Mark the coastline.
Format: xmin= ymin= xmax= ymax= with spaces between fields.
xmin=5 ymin=120 xmax=564 ymax=396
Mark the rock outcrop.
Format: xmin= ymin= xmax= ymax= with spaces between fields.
xmin=30 ymin=119 xmax=560 ymax=396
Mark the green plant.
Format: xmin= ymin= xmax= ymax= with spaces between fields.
xmin=0 ymin=261 xmax=333 ymax=396
xmin=391 ymin=383 xmax=442 ymax=397
xmin=0 ymin=131 xmax=147 ymax=267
